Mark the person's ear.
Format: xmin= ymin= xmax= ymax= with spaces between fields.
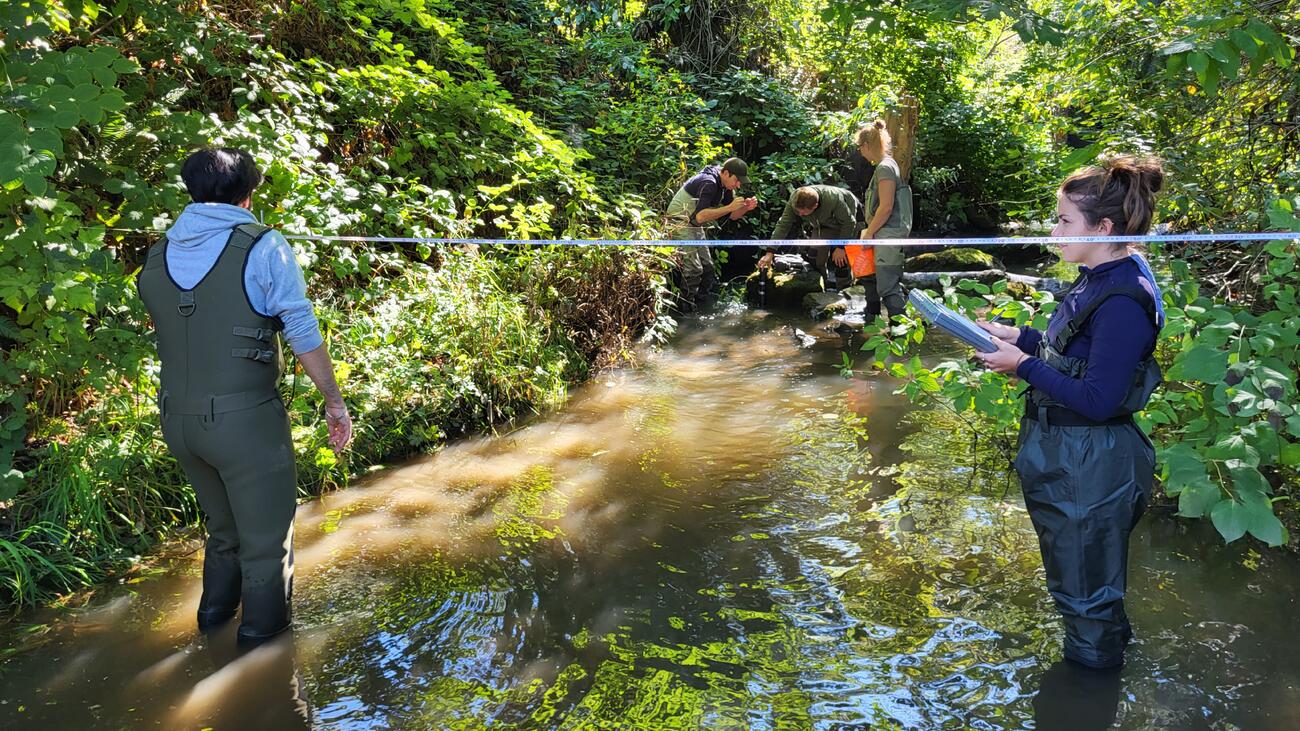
xmin=1097 ymin=217 xmax=1114 ymax=236
xmin=238 ymin=197 xmax=252 ymax=210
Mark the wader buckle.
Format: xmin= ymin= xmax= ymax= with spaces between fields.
xmin=232 ymin=347 xmax=275 ymax=363
xmin=233 ymin=326 xmax=273 ymax=342
xmin=178 ymin=291 xmax=196 ymax=317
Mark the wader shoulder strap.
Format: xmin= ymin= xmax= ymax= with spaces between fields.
xmin=1050 ymin=283 xmax=1157 ymax=351
xmin=222 ymin=222 xmax=282 ymax=324
xmin=137 ymin=237 xmax=168 ymax=291
xmin=227 ymin=222 xmax=272 ymax=251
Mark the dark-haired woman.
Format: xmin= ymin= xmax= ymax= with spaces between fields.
xmin=138 ymin=148 xmax=353 ymax=645
xmin=976 ymin=155 xmax=1166 ymax=669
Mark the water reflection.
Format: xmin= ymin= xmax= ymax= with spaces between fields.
xmin=180 ymin=631 xmax=312 ymax=729
xmin=2 ymin=306 xmax=1298 ymax=729
xmin=1032 ymin=661 xmax=1121 ymax=731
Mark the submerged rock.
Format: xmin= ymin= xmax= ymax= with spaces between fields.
xmin=746 ymin=254 xmax=822 ymax=308
xmin=788 ymin=272 xmax=1069 ymax=320
xmin=791 ymin=327 xmax=817 ymax=348
xmin=745 ymin=249 xmax=1069 ymax=317
xmin=804 ymin=286 xmax=871 ymax=320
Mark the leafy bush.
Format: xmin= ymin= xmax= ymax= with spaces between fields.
xmin=0 ymin=0 xmax=672 ymax=611
xmin=853 ymin=208 xmax=1300 ymax=547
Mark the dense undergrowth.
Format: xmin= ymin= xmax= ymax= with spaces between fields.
xmin=2 ymin=0 xmax=1297 ymax=611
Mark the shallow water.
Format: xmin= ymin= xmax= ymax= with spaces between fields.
xmin=3 ymin=305 xmax=1298 ymax=730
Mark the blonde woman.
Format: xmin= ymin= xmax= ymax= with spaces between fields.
xmin=849 ymin=120 xmax=912 ymax=319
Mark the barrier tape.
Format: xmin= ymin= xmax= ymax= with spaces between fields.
xmin=108 ymin=227 xmax=1299 ymax=247
xmin=276 ymin=232 xmax=1298 ymax=247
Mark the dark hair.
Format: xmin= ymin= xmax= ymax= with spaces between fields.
xmin=1060 ymin=154 xmax=1164 ymax=238
xmin=181 ymin=148 xmax=263 ymax=204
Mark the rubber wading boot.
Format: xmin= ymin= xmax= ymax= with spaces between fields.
xmin=237 ymin=578 xmax=292 ymax=648
xmin=197 ymin=547 xmax=243 ymax=633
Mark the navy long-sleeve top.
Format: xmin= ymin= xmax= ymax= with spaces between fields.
xmin=680 ymin=166 xmax=733 ymax=226
xmin=1014 ymin=257 xmax=1161 ymax=421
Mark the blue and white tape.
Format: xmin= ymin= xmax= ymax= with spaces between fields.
xmin=279 ymin=232 xmax=1299 ymax=247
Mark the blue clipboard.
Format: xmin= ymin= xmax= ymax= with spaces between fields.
xmin=908 ymin=289 xmax=999 ymax=353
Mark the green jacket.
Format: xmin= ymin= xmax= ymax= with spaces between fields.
xmin=771 ymin=185 xmax=861 ymax=242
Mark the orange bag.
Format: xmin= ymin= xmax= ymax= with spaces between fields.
xmin=846 ymin=244 xmax=875 ymax=278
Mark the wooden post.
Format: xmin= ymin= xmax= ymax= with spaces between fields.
xmin=884 ymin=94 xmax=919 ymax=183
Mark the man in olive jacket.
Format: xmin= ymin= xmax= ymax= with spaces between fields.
xmin=759 ymin=184 xmax=862 ymax=290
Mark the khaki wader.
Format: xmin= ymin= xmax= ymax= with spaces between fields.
xmin=138 ymin=223 xmax=297 ymax=643
xmin=666 ymin=185 xmax=715 ymax=304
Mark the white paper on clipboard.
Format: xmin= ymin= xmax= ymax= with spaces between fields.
xmin=907 ymin=289 xmax=999 ymax=353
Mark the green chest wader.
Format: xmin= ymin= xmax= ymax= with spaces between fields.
xmin=1012 ymin=282 xmax=1161 ymax=668
xmin=138 ymin=223 xmax=298 ymax=643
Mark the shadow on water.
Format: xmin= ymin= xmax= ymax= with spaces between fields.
xmin=3 ymin=303 xmax=1299 ymax=729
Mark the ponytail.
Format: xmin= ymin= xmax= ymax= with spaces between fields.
xmin=1060 ymin=154 xmax=1165 ymax=250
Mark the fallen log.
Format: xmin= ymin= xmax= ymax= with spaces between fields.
xmin=902 ymin=270 xmax=1070 ymax=297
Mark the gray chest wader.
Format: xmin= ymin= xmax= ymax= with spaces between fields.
xmin=866 ymin=177 xmax=911 ymax=316
xmin=1012 ymin=280 xmax=1161 ymax=669
xmin=138 ymin=223 xmax=297 ymax=643
xmin=665 ymin=184 xmax=712 ymax=304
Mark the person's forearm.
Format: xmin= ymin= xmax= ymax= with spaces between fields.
xmin=694 ymin=206 xmax=731 ymax=224
xmin=1016 ymin=326 xmax=1044 ymax=355
xmin=1017 ymin=301 xmax=1154 ymax=420
xmin=297 ymin=344 xmax=345 ymax=407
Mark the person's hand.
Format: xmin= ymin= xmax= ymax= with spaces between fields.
xmin=976 ymin=319 xmax=1020 ymax=341
xmin=324 ymin=402 xmax=353 ymax=455
xmin=830 ymin=247 xmax=848 ymax=267
xmin=757 ymin=251 xmax=775 ymax=270
xmin=976 ymin=337 xmax=1029 ymax=375
xmin=859 ymin=229 xmax=874 ymax=240
xmin=729 ymin=198 xmax=754 ymax=220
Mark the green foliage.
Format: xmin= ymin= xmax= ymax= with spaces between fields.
xmin=584 ymin=63 xmax=735 ymax=197
xmin=1149 ymin=205 xmax=1300 ymax=546
xmin=3 ymin=0 xmax=1298 ymax=614
xmin=853 ymin=277 xmax=1054 ymax=455
xmin=844 ymin=0 xmax=1298 ymax=547
xmin=801 ymin=6 xmax=1055 ymax=232
xmin=0 ymin=0 xmax=674 ymax=611
xmin=0 ymin=523 xmax=92 ymax=612
xmin=863 ymin=218 xmax=1299 ymax=547
xmin=1019 ymin=0 xmax=1297 ymax=229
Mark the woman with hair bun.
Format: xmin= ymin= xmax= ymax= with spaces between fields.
xmin=975 ymin=154 xmax=1166 ymax=670
xmin=845 ymin=119 xmax=912 ymax=320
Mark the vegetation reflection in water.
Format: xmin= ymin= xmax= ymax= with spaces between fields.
xmin=2 ymin=311 xmax=1298 ymax=730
